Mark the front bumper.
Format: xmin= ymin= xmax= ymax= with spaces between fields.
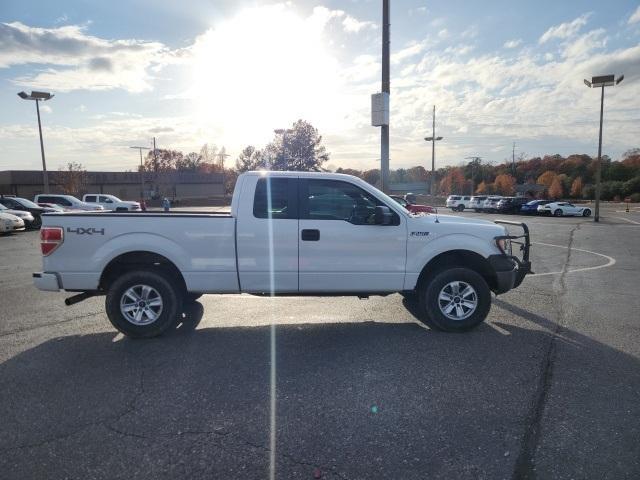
xmin=33 ymin=272 xmax=61 ymax=291
xmin=490 ymin=220 xmax=532 ymax=294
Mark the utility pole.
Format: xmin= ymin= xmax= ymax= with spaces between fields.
xmin=424 ymin=105 xmax=443 ymax=195
xmin=512 ymin=142 xmax=516 ymax=176
xmin=380 ymin=0 xmax=390 ymax=193
xmin=465 ymin=156 xmax=482 ymax=195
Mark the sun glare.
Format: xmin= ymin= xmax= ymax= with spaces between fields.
xmin=191 ymin=5 xmax=343 ymax=145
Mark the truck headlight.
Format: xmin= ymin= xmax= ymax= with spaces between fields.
xmin=496 ymin=238 xmax=512 ymax=256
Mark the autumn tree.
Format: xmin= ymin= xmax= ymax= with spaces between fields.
xmin=570 ymin=177 xmax=583 ymax=198
xmin=536 ymin=170 xmax=558 ymax=188
xmin=439 ymin=167 xmax=466 ymax=194
xmin=548 ymin=177 xmax=564 ymax=199
xmin=362 ymin=169 xmax=381 ymax=187
xmin=54 ymin=162 xmax=88 ymax=196
xmin=493 ymin=174 xmax=516 ymax=195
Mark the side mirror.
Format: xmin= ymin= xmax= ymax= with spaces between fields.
xmin=374 ymin=205 xmax=393 ymax=225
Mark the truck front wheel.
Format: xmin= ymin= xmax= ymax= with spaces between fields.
xmin=417 ymin=267 xmax=491 ymax=332
xmin=105 ymin=270 xmax=181 ymax=338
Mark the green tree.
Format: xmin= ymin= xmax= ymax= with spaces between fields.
xmin=265 ymin=120 xmax=329 ymax=171
xmin=236 ymin=146 xmax=264 ymax=172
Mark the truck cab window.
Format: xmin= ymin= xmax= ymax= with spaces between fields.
xmin=253 ymin=178 xmax=295 ymax=219
xmin=304 ymin=180 xmax=395 ymax=225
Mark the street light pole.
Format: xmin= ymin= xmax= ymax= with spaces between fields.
xmin=424 ymin=105 xmax=443 ymax=196
xmin=583 ymin=74 xmax=623 ymax=222
xmin=18 ymin=91 xmax=54 ymax=193
xmin=130 ymin=146 xmax=150 ymax=199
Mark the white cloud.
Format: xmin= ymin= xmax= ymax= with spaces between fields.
xmin=342 ymin=15 xmax=377 ymax=33
xmin=409 ymin=6 xmax=428 ymax=15
xmin=539 ymin=13 xmax=591 ymax=43
xmin=0 ymin=21 xmax=172 ymax=92
xmin=437 ymin=28 xmax=449 ymax=39
xmin=629 ymin=6 xmax=640 ymax=24
xmin=503 ymin=39 xmax=522 ymax=49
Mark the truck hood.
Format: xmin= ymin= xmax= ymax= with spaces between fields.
xmin=408 ymin=213 xmax=507 ymax=238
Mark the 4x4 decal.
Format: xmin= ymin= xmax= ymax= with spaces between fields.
xmin=66 ymin=227 xmax=105 ymax=235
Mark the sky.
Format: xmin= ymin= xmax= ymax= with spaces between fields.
xmin=1 ymin=0 xmax=639 ymax=173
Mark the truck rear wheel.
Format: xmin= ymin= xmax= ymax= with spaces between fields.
xmin=105 ymin=270 xmax=181 ymax=338
xmin=416 ymin=267 xmax=491 ymax=332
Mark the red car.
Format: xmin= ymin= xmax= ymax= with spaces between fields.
xmin=390 ymin=195 xmax=436 ymax=214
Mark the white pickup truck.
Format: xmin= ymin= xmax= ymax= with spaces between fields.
xmin=34 ymin=171 xmax=531 ymax=338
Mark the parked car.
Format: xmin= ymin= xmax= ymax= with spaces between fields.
xmin=37 ymin=203 xmax=71 ymax=213
xmin=33 ymin=194 xmax=105 ymax=212
xmin=82 ymin=194 xmax=140 ymax=211
xmin=0 ymin=203 xmax=35 ymax=228
xmin=482 ymin=196 xmax=503 ymax=213
xmin=496 ymin=197 xmax=528 ymax=214
xmin=0 ymin=196 xmax=45 ymax=228
xmin=470 ymin=196 xmax=488 ymax=212
xmin=33 ymin=171 xmax=531 ymax=338
xmin=520 ymin=200 xmax=552 ymax=215
xmin=390 ymin=195 xmax=436 ymax=214
xmin=446 ymin=195 xmax=472 ymax=212
xmin=538 ymin=202 xmax=592 ymax=217
xmin=0 ymin=211 xmax=25 ymax=234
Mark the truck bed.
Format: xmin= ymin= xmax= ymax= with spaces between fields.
xmin=41 ymin=212 xmax=239 ymax=293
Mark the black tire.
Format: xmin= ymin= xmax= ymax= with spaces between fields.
xmin=415 ymin=267 xmax=491 ymax=332
xmin=582 ymin=209 xmax=591 ymax=217
xmin=185 ymin=292 xmax=203 ymax=303
xmin=475 ymin=209 xmax=482 ymax=213
xmin=400 ymin=290 xmax=417 ymax=301
xmin=457 ymin=205 xmax=465 ymax=212
xmin=554 ymin=209 xmax=563 ymax=217
xmin=30 ymin=216 xmax=42 ymax=229
xmin=105 ymin=269 xmax=181 ymax=338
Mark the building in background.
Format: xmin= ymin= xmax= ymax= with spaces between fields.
xmin=0 ymin=170 xmax=224 ymax=201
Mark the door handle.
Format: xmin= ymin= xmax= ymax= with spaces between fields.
xmin=301 ymin=229 xmax=320 ymax=241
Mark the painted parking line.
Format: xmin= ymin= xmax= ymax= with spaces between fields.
xmin=609 ymin=216 xmax=640 ymax=225
xmin=528 ymin=242 xmax=616 ymax=277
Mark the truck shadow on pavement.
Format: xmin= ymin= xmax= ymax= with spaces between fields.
xmin=1 ymin=300 xmax=639 ymax=480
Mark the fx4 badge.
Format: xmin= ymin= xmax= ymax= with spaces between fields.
xmin=67 ymin=227 xmax=105 ymax=235
xmin=410 ymin=231 xmax=430 ymax=237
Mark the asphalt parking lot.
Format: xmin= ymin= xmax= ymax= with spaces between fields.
xmin=1 ymin=204 xmax=639 ymax=479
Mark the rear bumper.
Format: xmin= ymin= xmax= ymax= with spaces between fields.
xmin=33 ymin=272 xmax=61 ymax=291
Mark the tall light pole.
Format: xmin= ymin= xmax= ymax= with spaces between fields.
xmin=583 ymin=74 xmax=624 ymax=222
xmin=130 ymin=146 xmax=150 ymax=199
xmin=18 ymin=91 xmax=54 ymax=193
xmin=424 ymin=105 xmax=443 ymax=195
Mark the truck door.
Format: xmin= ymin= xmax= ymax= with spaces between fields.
xmin=236 ymin=175 xmax=299 ymax=293
xmin=298 ymin=179 xmax=406 ymax=292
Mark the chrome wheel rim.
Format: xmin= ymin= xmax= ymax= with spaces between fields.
xmin=438 ymin=281 xmax=478 ymax=321
xmin=120 ymin=284 xmax=163 ymax=325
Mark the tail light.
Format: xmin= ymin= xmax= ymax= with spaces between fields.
xmin=41 ymin=227 xmax=64 ymax=256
